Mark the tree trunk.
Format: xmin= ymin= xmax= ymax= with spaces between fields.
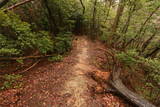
xmin=145 ymin=47 xmax=160 ymax=58
xmin=141 ymin=30 xmax=157 ymax=53
xmin=43 ymin=0 xmax=58 ymax=35
xmin=91 ymin=0 xmax=98 ymax=37
xmin=136 ymin=5 xmax=160 ymax=37
xmin=79 ymin=0 xmax=85 ymax=14
xmin=125 ymin=5 xmax=160 ymax=48
xmin=104 ymin=1 xmax=112 ymax=23
xmin=121 ymin=4 xmax=136 ymax=34
xmin=111 ymin=0 xmax=125 ymax=34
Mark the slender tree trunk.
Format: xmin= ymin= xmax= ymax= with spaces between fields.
xmin=43 ymin=0 xmax=58 ymax=35
xmin=79 ymin=0 xmax=85 ymax=14
xmin=110 ymin=0 xmax=125 ymax=47
xmin=58 ymin=8 xmax=63 ymax=27
xmin=91 ymin=0 xmax=97 ymax=37
xmin=104 ymin=1 xmax=112 ymax=23
xmin=115 ymin=3 xmax=136 ymax=48
xmin=111 ymin=0 xmax=125 ymax=33
xmin=145 ymin=47 xmax=160 ymax=58
xmin=141 ymin=30 xmax=157 ymax=53
xmin=136 ymin=5 xmax=160 ymax=37
xmin=125 ymin=5 xmax=160 ymax=48
xmin=134 ymin=27 xmax=147 ymax=48
xmin=121 ymin=4 xmax=136 ymax=34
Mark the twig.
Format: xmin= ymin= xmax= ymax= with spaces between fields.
xmin=18 ymin=60 xmax=40 ymax=74
xmin=0 ymin=54 xmax=54 ymax=61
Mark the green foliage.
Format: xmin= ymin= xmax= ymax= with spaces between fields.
xmin=0 ymin=11 xmax=34 ymax=55
xmin=116 ymin=50 xmax=160 ymax=102
xmin=117 ymin=50 xmax=160 ymax=85
xmin=0 ymin=48 xmax=20 ymax=56
xmin=54 ymin=32 xmax=72 ymax=54
xmin=142 ymin=58 xmax=160 ymax=84
xmin=45 ymin=0 xmax=80 ymax=33
xmin=3 ymin=74 xmax=22 ymax=81
xmin=16 ymin=59 xmax=24 ymax=64
xmin=136 ymin=82 xmax=160 ymax=102
xmin=99 ymin=28 xmax=111 ymax=43
xmin=35 ymin=31 xmax=54 ymax=54
xmin=0 ymin=11 xmax=55 ymax=56
xmin=0 ymin=74 xmax=22 ymax=90
xmin=48 ymin=55 xmax=63 ymax=62
xmin=116 ymin=49 xmax=138 ymax=66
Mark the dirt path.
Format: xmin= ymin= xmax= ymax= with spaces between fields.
xmin=61 ymin=37 xmax=102 ymax=107
xmin=0 ymin=36 xmax=127 ymax=107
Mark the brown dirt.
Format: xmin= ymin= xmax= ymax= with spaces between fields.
xmin=0 ymin=36 xmax=128 ymax=107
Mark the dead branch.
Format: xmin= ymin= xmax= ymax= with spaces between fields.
xmin=17 ymin=60 xmax=40 ymax=74
xmin=0 ymin=54 xmax=54 ymax=61
xmin=5 ymin=0 xmax=34 ymax=11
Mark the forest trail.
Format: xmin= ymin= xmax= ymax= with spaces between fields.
xmin=61 ymin=37 xmax=102 ymax=107
xmin=0 ymin=36 xmax=127 ymax=107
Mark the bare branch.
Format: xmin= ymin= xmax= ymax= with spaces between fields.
xmin=5 ymin=0 xmax=34 ymax=11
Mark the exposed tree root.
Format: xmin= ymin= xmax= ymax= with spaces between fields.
xmin=109 ymin=68 xmax=156 ymax=107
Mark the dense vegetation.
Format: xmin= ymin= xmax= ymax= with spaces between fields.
xmin=0 ymin=0 xmax=160 ymax=106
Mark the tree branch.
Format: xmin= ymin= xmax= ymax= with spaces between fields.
xmin=79 ymin=0 xmax=85 ymax=14
xmin=0 ymin=54 xmax=54 ymax=61
xmin=4 ymin=0 xmax=34 ymax=11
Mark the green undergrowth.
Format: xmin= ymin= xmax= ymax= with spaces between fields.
xmin=0 ymin=11 xmax=73 ymax=57
xmin=48 ymin=55 xmax=63 ymax=62
xmin=0 ymin=74 xmax=23 ymax=90
xmin=116 ymin=50 xmax=160 ymax=103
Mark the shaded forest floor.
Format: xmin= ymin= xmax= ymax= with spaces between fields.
xmin=0 ymin=36 xmax=129 ymax=107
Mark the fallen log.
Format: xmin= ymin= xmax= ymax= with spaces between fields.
xmin=109 ymin=68 xmax=156 ymax=107
xmin=99 ymin=48 xmax=156 ymax=107
xmin=0 ymin=54 xmax=54 ymax=61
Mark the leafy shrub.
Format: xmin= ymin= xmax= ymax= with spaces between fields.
xmin=16 ymin=59 xmax=24 ymax=64
xmin=48 ymin=55 xmax=63 ymax=62
xmin=0 ymin=11 xmax=36 ymax=49
xmin=0 ymin=74 xmax=22 ymax=90
xmin=35 ymin=31 xmax=54 ymax=54
xmin=0 ymin=11 xmax=54 ymax=56
xmin=116 ymin=49 xmax=138 ymax=66
xmin=142 ymin=58 xmax=160 ymax=85
xmin=3 ymin=74 xmax=22 ymax=81
xmin=116 ymin=50 xmax=160 ymax=85
xmin=54 ymin=32 xmax=72 ymax=54
xmin=99 ymin=28 xmax=111 ymax=43
xmin=0 ymin=48 xmax=20 ymax=56
xmin=0 ymin=32 xmax=21 ymax=56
